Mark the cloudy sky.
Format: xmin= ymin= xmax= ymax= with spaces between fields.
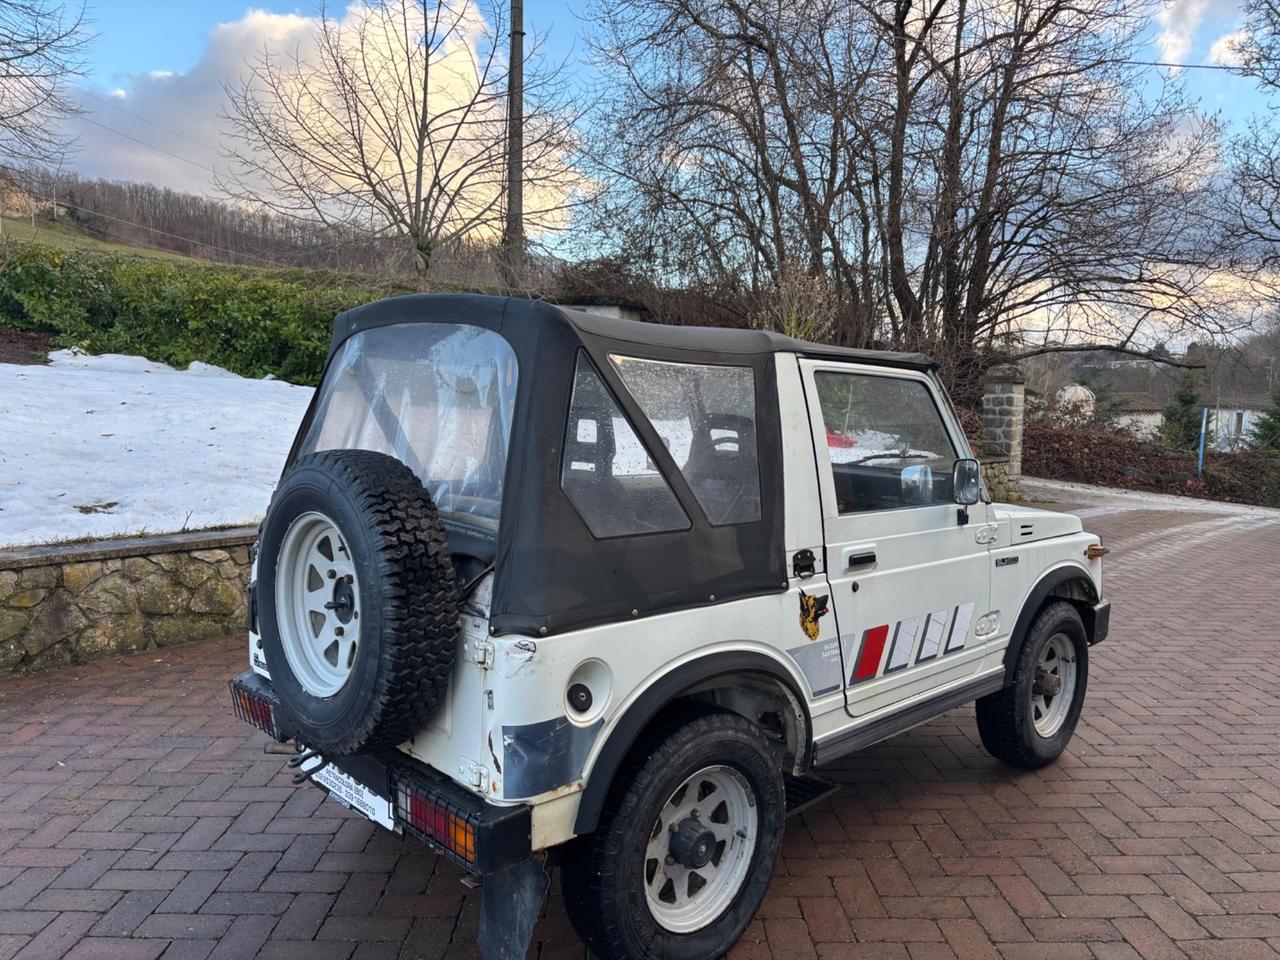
xmin=64 ymin=0 xmax=1267 ymax=196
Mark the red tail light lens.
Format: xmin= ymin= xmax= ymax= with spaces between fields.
xmin=394 ymin=777 xmax=478 ymax=865
xmin=230 ymin=680 xmax=277 ymax=739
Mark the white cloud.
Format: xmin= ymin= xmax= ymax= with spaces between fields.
xmin=1155 ymin=0 xmax=1211 ymax=65
xmin=63 ymin=10 xmax=314 ymax=194
xmin=1208 ymin=28 xmax=1247 ymax=65
xmin=59 ymin=3 xmax=580 ymax=247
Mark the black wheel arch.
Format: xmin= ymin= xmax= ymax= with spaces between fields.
xmin=1003 ymin=564 xmax=1100 ymax=687
xmin=572 ymin=651 xmax=812 ymax=835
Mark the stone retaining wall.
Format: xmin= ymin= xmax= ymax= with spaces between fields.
xmin=0 ymin=528 xmax=255 ymax=675
xmin=981 ymin=454 xmax=1020 ymax=502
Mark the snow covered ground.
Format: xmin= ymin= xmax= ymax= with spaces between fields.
xmin=0 ymin=351 xmax=313 ymax=548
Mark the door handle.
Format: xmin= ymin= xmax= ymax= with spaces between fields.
xmin=841 ymin=543 xmax=878 ymax=569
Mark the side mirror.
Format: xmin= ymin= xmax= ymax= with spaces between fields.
xmin=952 ymin=458 xmax=982 ymax=505
xmin=900 ymin=464 xmax=934 ymax=505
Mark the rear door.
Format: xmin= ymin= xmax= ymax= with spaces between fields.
xmin=798 ymin=360 xmax=995 ymax=718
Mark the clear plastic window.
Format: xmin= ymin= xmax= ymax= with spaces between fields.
xmin=562 ymin=354 xmax=689 ymax=538
xmin=610 ymin=355 xmax=761 ymax=525
xmin=299 ymin=323 xmax=518 ymax=527
xmin=814 ymin=372 xmax=957 ymax=514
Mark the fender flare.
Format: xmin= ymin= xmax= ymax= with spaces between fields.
xmin=572 ymin=651 xmax=811 ymax=835
xmin=1002 ymin=564 xmax=1099 ymax=686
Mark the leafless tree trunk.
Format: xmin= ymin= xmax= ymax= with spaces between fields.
xmin=219 ymin=0 xmax=578 ymax=286
xmin=0 ymin=0 xmax=87 ymax=168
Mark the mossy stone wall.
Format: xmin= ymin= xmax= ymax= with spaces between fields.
xmin=0 ymin=528 xmax=254 ymax=674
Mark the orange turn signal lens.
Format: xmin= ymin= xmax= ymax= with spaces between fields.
xmin=401 ymin=788 xmax=477 ymax=863
xmin=1085 ymin=544 xmax=1109 ymax=560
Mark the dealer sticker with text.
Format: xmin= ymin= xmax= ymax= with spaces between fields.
xmin=300 ymin=756 xmax=396 ymax=831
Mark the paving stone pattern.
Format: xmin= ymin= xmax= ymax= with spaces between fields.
xmin=1 ymin=499 xmax=1278 ymax=959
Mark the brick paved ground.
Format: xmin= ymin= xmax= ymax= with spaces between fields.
xmin=2 ymin=489 xmax=1279 ymax=959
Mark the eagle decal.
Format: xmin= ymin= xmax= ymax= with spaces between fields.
xmin=798 ymin=589 xmax=830 ymax=641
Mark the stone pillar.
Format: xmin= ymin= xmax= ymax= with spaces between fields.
xmin=982 ymin=365 xmax=1025 ymax=494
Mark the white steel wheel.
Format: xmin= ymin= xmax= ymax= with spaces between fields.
xmin=275 ymin=511 xmax=361 ymax=698
xmin=643 ymin=764 xmax=759 ymax=934
xmin=1032 ymin=633 xmax=1077 ymax=737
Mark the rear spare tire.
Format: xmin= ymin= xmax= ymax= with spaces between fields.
xmin=257 ymin=450 xmax=459 ymax=755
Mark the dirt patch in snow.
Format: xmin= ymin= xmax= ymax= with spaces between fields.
xmin=0 ymin=325 xmax=54 ymax=365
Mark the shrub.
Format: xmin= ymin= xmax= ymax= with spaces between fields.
xmin=1249 ymin=387 xmax=1280 ymax=455
xmin=0 ymin=243 xmax=418 ymax=384
xmin=1159 ymin=375 xmax=1204 ymax=451
xmin=1024 ymin=419 xmax=1280 ymax=508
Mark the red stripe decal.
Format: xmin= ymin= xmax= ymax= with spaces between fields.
xmin=852 ymin=624 xmax=891 ymax=682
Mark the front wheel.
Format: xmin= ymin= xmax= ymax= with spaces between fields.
xmin=976 ymin=601 xmax=1089 ymax=769
xmin=561 ymin=709 xmax=784 ymax=960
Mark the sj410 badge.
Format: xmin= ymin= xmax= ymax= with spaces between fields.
xmin=799 ymin=590 xmax=830 ymax=641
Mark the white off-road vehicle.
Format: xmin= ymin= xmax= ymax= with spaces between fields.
xmin=231 ymin=293 xmax=1110 ymax=960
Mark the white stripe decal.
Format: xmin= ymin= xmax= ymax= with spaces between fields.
xmin=945 ymin=602 xmax=975 ymax=653
xmin=916 ymin=609 xmax=949 ymax=662
xmin=885 ymin=616 xmax=920 ymax=673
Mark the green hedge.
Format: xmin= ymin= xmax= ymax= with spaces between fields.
xmin=0 ymin=243 xmax=419 ymax=384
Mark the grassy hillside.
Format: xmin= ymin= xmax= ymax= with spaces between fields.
xmin=0 ymin=214 xmax=201 ymax=262
xmin=0 ymin=242 xmax=420 ymax=384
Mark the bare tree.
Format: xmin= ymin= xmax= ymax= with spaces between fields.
xmin=220 ymin=0 xmax=579 ymax=284
xmin=583 ymin=0 xmax=1251 ymax=395
xmin=1231 ymin=0 xmax=1280 ymax=271
xmin=0 ymin=0 xmax=87 ymax=168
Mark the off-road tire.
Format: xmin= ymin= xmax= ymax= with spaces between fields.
xmin=560 ymin=708 xmax=784 ymax=960
xmin=256 ymin=450 xmax=458 ymax=756
xmin=976 ymin=601 xmax=1088 ymax=769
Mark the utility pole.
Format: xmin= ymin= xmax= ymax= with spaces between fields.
xmin=500 ymin=0 xmax=524 ymax=292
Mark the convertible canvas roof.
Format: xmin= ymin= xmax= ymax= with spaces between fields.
xmin=330 ymin=293 xmax=939 ymax=372
xmin=309 ymin=293 xmax=937 ymax=637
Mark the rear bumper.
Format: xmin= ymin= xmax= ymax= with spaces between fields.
xmin=230 ymin=671 xmax=531 ymax=875
xmin=1089 ymin=599 xmax=1111 ymax=646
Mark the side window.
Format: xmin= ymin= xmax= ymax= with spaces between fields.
xmin=813 ymin=371 xmax=957 ymax=514
xmin=610 ymin=355 xmax=762 ymax=525
xmin=561 ymin=354 xmax=690 ymax=538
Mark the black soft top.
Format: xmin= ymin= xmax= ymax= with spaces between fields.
xmin=303 ymin=294 xmax=936 ymax=637
xmin=330 ymin=293 xmax=937 ymax=372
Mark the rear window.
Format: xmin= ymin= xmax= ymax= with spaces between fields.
xmin=298 ymin=323 xmax=517 ymax=526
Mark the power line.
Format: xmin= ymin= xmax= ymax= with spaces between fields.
xmin=73 ymin=115 xmax=220 ymax=177
xmin=1115 ymin=59 xmax=1248 ymax=72
xmin=78 ymin=88 xmax=223 ymax=155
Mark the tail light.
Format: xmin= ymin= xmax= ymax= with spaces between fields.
xmin=394 ymin=772 xmax=480 ymax=867
xmin=230 ymin=675 xmax=281 ymax=740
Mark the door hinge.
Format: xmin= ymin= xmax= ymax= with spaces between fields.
xmin=458 ymin=759 xmax=487 ymax=788
xmin=792 ymin=548 xmax=816 ymax=579
xmin=464 ymin=639 xmax=495 ymax=670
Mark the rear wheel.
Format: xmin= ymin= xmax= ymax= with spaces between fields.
xmin=976 ymin=601 xmax=1088 ymax=769
xmin=561 ymin=710 xmax=784 ymax=960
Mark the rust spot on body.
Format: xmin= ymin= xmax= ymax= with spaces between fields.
xmin=488 ymin=731 xmax=502 ymax=773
